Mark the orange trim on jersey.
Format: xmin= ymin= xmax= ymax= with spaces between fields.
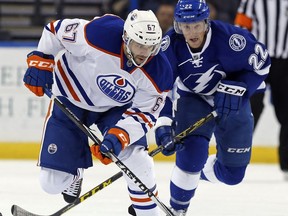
xmin=125 ymin=111 xmax=154 ymax=129
xmin=130 ymin=191 xmax=158 ymax=202
xmin=44 ymin=99 xmax=53 ymax=125
xmin=234 ymin=13 xmax=253 ymax=31
xmin=138 ymin=68 xmax=163 ymax=94
xmin=38 ymin=99 xmax=53 ymax=165
xmin=108 ymin=128 xmax=130 ymax=148
xmin=49 ymin=21 xmax=56 ymax=34
xmin=57 ymin=60 xmax=81 ymax=102
xmin=84 ymin=18 xmax=121 ymax=58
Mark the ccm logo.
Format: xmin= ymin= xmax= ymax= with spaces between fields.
xmin=29 ymin=60 xmax=54 ymax=69
xmin=227 ymin=147 xmax=251 ymax=153
xmin=118 ymin=133 xmax=128 ymax=147
xmin=217 ymin=83 xmax=246 ymax=96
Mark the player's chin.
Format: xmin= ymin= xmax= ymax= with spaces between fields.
xmin=135 ymin=57 xmax=147 ymax=65
xmin=188 ymin=39 xmax=201 ymax=49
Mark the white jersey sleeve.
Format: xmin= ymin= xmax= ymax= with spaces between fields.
xmin=37 ymin=18 xmax=91 ymax=57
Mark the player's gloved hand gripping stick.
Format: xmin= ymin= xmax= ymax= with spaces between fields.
xmin=11 ymin=89 xmax=216 ymax=216
xmin=214 ymin=80 xmax=247 ymax=120
xmin=23 ymin=51 xmax=54 ymax=97
xmin=13 ymin=89 xmax=174 ymax=216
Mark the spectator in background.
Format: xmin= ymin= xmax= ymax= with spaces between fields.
xmin=107 ymin=0 xmax=130 ymax=19
xmin=235 ymin=0 xmax=288 ymax=181
xmin=207 ymin=0 xmax=240 ymax=24
xmin=108 ymin=0 xmax=177 ymax=35
xmin=155 ymin=1 xmax=175 ymax=34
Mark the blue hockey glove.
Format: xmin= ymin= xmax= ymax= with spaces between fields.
xmin=91 ymin=127 xmax=129 ymax=165
xmin=100 ymin=127 xmax=129 ymax=156
xmin=100 ymin=134 xmax=123 ymax=156
xmin=155 ymin=125 xmax=184 ymax=156
xmin=214 ymin=80 xmax=247 ymax=120
xmin=23 ymin=51 xmax=54 ymax=96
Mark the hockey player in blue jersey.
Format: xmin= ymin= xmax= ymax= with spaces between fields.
xmin=23 ymin=9 xmax=173 ymax=215
xmin=154 ymin=0 xmax=271 ymax=215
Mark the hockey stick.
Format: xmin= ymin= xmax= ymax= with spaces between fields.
xmin=11 ymin=146 xmax=163 ymax=216
xmin=15 ymin=89 xmax=174 ymax=216
xmin=12 ymin=115 xmax=216 ymax=216
xmin=12 ymin=110 xmax=216 ymax=216
xmin=11 ymin=89 xmax=216 ymax=216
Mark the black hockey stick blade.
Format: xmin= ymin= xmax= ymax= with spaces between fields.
xmin=11 ymin=111 xmax=216 ymax=216
xmin=12 ymin=88 xmax=215 ymax=216
xmin=11 ymin=142 xmax=165 ymax=216
xmin=11 ymin=171 xmax=123 ymax=216
xmin=12 ymin=205 xmax=43 ymax=216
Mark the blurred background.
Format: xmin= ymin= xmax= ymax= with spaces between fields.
xmin=0 ymin=0 xmax=280 ymax=165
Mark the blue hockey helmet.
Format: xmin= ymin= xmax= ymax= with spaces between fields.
xmin=174 ymin=0 xmax=210 ymax=23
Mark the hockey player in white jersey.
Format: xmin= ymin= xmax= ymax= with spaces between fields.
xmin=153 ymin=0 xmax=271 ymax=215
xmin=23 ymin=9 xmax=173 ymax=215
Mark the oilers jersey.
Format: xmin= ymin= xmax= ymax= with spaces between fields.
xmin=161 ymin=20 xmax=270 ymax=114
xmin=37 ymin=14 xmax=173 ymax=144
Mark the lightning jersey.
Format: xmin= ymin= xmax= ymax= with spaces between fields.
xmin=161 ymin=20 xmax=270 ymax=113
xmin=37 ymin=14 xmax=173 ymax=144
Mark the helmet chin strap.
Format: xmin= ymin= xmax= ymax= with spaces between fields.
xmin=124 ymin=37 xmax=153 ymax=68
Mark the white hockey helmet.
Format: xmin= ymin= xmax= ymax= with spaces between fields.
xmin=123 ymin=9 xmax=162 ymax=67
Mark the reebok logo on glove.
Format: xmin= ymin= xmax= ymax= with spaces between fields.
xmin=217 ymin=82 xmax=246 ymax=96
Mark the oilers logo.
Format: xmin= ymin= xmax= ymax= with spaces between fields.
xmin=97 ymin=75 xmax=135 ymax=103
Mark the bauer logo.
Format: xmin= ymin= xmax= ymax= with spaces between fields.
xmin=97 ymin=75 xmax=135 ymax=103
xmin=48 ymin=143 xmax=57 ymax=154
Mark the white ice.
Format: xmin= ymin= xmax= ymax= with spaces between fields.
xmin=0 ymin=160 xmax=287 ymax=216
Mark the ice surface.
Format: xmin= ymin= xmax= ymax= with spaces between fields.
xmin=0 ymin=160 xmax=287 ymax=216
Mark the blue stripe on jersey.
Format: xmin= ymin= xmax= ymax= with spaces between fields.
xmin=129 ymin=114 xmax=148 ymax=134
xmin=55 ymin=19 xmax=63 ymax=33
xmin=55 ymin=73 xmax=68 ymax=97
xmin=132 ymin=107 xmax=157 ymax=124
xmin=62 ymin=55 xmax=94 ymax=106
xmin=44 ymin=25 xmax=50 ymax=33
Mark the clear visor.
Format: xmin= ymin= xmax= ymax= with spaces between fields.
xmin=128 ymin=40 xmax=158 ymax=55
xmin=174 ymin=20 xmax=208 ymax=34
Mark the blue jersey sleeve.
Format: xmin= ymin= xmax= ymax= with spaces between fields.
xmin=212 ymin=21 xmax=271 ymax=99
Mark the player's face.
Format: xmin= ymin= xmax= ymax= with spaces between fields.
xmin=179 ymin=21 xmax=207 ymax=49
xmin=128 ymin=40 xmax=155 ymax=65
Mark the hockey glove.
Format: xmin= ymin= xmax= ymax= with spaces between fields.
xmin=91 ymin=127 xmax=130 ymax=165
xmin=23 ymin=51 xmax=55 ymax=96
xmin=90 ymin=145 xmax=112 ymax=165
xmin=214 ymin=80 xmax=247 ymax=120
xmin=155 ymin=117 xmax=184 ymax=156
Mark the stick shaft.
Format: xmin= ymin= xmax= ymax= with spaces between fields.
xmin=45 ymin=90 xmax=174 ymax=216
xmin=12 ymin=90 xmax=216 ymax=216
